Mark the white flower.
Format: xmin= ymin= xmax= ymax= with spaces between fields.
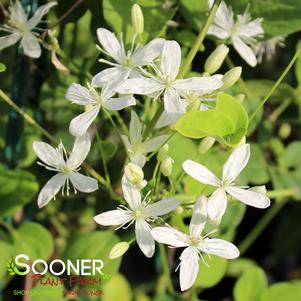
xmin=253 ymin=36 xmax=286 ymax=63
xmin=124 ymin=162 xmax=147 ymax=189
xmin=33 ymin=134 xmax=98 ymax=208
xmin=117 ymin=40 xmax=223 ymax=121
xmin=94 ymin=178 xmax=180 ymax=258
xmin=66 ymin=82 xmax=135 ymax=136
xmin=151 ymin=196 xmax=239 ymax=291
xmin=0 ymin=1 xmax=57 ymax=58
xmin=182 ymin=144 xmax=271 ymax=223
xmin=92 ymin=28 xmax=165 ymax=87
xmin=122 ymin=111 xmax=170 ymax=167
xmin=207 ymin=0 xmax=264 ymax=67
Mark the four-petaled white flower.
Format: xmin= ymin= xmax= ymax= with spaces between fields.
xmin=122 ymin=111 xmax=170 ymax=167
xmin=151 ymin=196 xmax=239 ymax=291
xmin=207 ymin=0 xmax=264 ymax=67
xmin=66 ymin=82 xmax=136 ymax=136
xmin=0 ymin=1 xmax=57 ymax=58
xmin=94 ymin=177 xmax=180 ymax=258
xmin=92 ymin=28 xmax=165 ymax=87
xmin=33 ymin=134 xmax=98 ymax=208
xmin=117 ymin=40 xmax=223 ymax=121
xmin=183 ymin=144 xmax=271 ymax=223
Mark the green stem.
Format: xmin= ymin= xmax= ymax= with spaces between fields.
xmin=269 ymin=98 xmax=291 ymax=122
xmin=266 ymin=188 xmax=295 ymax=199
xmin=143 ymin=104 xmax=164 ymax=139
xmin=112 ymin=111 xmax=129 ymax=135
xmin=239 ymin=200 xmax=287 ymax=255
xmin=103 ymin=108 xmax=124 ymax=142
xmin=177 ymin=0 xmax=222 ymax=79
xmin=249 ymin=47 xmax=301 ymax=122
xmin=0 ymin=89 xmax=108 ymax=187
xmin=159 ymin=244 xmax=174 ymax=294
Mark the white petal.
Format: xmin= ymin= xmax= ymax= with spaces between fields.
xmin=198 ymin=238 xmax=239 ymax=259
xmin=69 ymin=105 xmax=100 ymax=136
xmin=103 ymin=95 xmax=136 ymax=111
xmin=121 ymin=135 xmax=132 ymax=151
xmin=208 ymin=0 xmax=234 ymax=32
xmin=0 ymin=33 xmax=21 ymax=51
xmin=160 ymin=40 xmax=181 ymax=80
xmin=20 ymin=32 xmax=41 ymax=58
xmin=173 ymin=76 xmax=223 ymax=92
xmin=92 ymin=67 xmax=128 ymax=87
xmin=69 ymin=172 xmax=98 ymax=193
xmin=94 ymin=209 xmax=132 ymax=226
xmin=129 ymin=111 xmax=142 ymax=145
xmin=10 ymin=1 xmax=27 ymax=23
xmin=163 ymin=88 xmax=186 ymax=122
xmin=97 ymin=28 xmax=125 ymax=64
xmin=226 ymin=186 xmax=271 ymax=208
xmin=68 ymin=134 xmax=91 ymax=169
xmin=130 ymin=153 xmax=146 ymax=168
xmin=179 ymin=247 xmax=199 ymax=291
xmin=232 ymin=37 xmax=257 ymax=67
xmin=33 ymin=141 xmax=60 ymax=168
xmin=117 ymin=77 xmax=163 ymax=95
xmin=182 ymin=160 xmax=221 ymax=186
xmin=222 ymin=144 xmax=250 ymax=182
xmin=27 ymin=2 xmax=57 ymax=29
xmin=121 ymin=175 xmax=142 ymax=210
xmin=155 ymin=111 xmax=173 ymax=128
xmin=66 ymin=83 xmax=96 ymax=105
xmin=37 ymin=173 xmax=66 ymax=208
xmin=142 ymin=135 xmax=170 ymax=153
xmin=207 ymin=188 xmax=228 ymax=223
xmin=135 ymin=219 xmax=155 ymax=258
xmin=189 ymin=196 xmax=208 ymax=238
xmin=237 ymin=19 xmax=264 ymax=38
xmin=207 ymin=24 xmax=230 ymax=39
xmin=144 ymin=198 xmax=180 ymax=217
xmin=150 ymin=226 xmax=189 ymax=248
xmin=131 ymin=38 xmax=165 ymax=66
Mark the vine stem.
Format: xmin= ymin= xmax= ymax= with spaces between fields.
xmin=0 ymin=89 xmax=108 ymax=187
xmin=249 ymin=47 xmax=301 ymax=122
xmin=159 ymin=244 xmax=174 ymax=294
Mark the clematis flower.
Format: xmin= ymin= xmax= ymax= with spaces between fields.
xmin=117 ymin=40 xmax=223 ymax=121
xmin=121 ymin=111 xmax=170 ymax=167
xmin=183 ymin=144 xmax=271 ymax=223
xmin=33 ymin=134 xmax=98 ymax=208
xmin=0 ymin=1 xmax=57 ymax=58
xmin=207 ymin=0 xmax=264 ymax=67
xmin=151 ymin=196 xmax=239 ymax=291
xmin=66 ymin=82 xmax=135 ymax=136
xmin=94 ymin=177 xmax=180 ymax=258
xmin=92 ymin=28 xmax=165 ymax=87
xmin=123 ymin=162 xmax=147 ymax=189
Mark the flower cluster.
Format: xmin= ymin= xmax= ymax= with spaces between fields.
xmin=2 ymin=0 xmax=274 ymax=292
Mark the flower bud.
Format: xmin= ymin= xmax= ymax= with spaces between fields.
xmin=221 ymin=66 xmax=242 ymax=90
xmin=109 ymin=242 xmax=129 ymax=259
xmin=160 ymin=156 xmax=174 ymax=177
xmin=279 ymin=123 xmax=291 ymax=139
xmin=198 ymin=137 xmax=215 ymax=154
xmin=204 ymin=44 xmax=229 ymax=74
xmin=235 ymin=93 xmax=245 ymax=103
xmin=157 ymin=144 xmax=169 ymax=162
xmin=124 ymin=162 xmax=145 ymax=187
xmin=131 ymin=4 xmax=144 ymax=35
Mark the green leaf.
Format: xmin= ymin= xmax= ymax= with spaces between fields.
xmin=102 ymin=274 xmax=133 ymax=301
xmin=0 ymin=63 xmax=6 ymax=72
xmin=64 ymin=231 xmax=121 ymax=277
xmin=13 ymin=222 xmax=54 ymax=261
xmin=260 ymin=281 xmax=301 ymax=301
xmin=0 ymin=242 xmax=13 ymax=280
xmin=195 ymin=256 xmax=228 ymax=288
xmin=227 ymin=258 xmax=257 ymax=277
xmin=284 ymin=141 xmax=301 ymax=168
xmin=0 ymin=166 xmax=39 ymax=217
xmin=175 ymin=109 xmax=235 ymax=139
xmin=234 ymin=266 xmax=267 ymax=301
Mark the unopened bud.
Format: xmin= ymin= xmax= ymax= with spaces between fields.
xmin=160 ymin=156 xmax=174 ymax=177
xmin=157 ymin=144 xmax=169 ymax=162
xmin=131 ymin=4 xmax=144 ymax=34
xmin=109 ymin=242 xmax=129 ymax=259
xmin=125 ymin=162 xmax=146 ymax=187
xmin=198 ymin=137 xmax=215 ymax=154
xmin=221 ymin=66 xmax=242 ymax=90
xmin=279 ymin=123 xmax=291 ymax=139
xmin=235 ymin=93 xmax=245 ymax=103
xmin=204 ymin=44 xmax=229 ymax=74
xmin=175 ymin=206 xmax=184 ymax=215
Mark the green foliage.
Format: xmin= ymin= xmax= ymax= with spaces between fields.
xmin=175 ymin=93 xmax=248 ymax=146
xmin=234 ymin=266 xmax=268 ymax=301
xmin=0 ymin=63 xmax=6 ymax=72
xmin=260 ymin=281 xmax=301 ymax=301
